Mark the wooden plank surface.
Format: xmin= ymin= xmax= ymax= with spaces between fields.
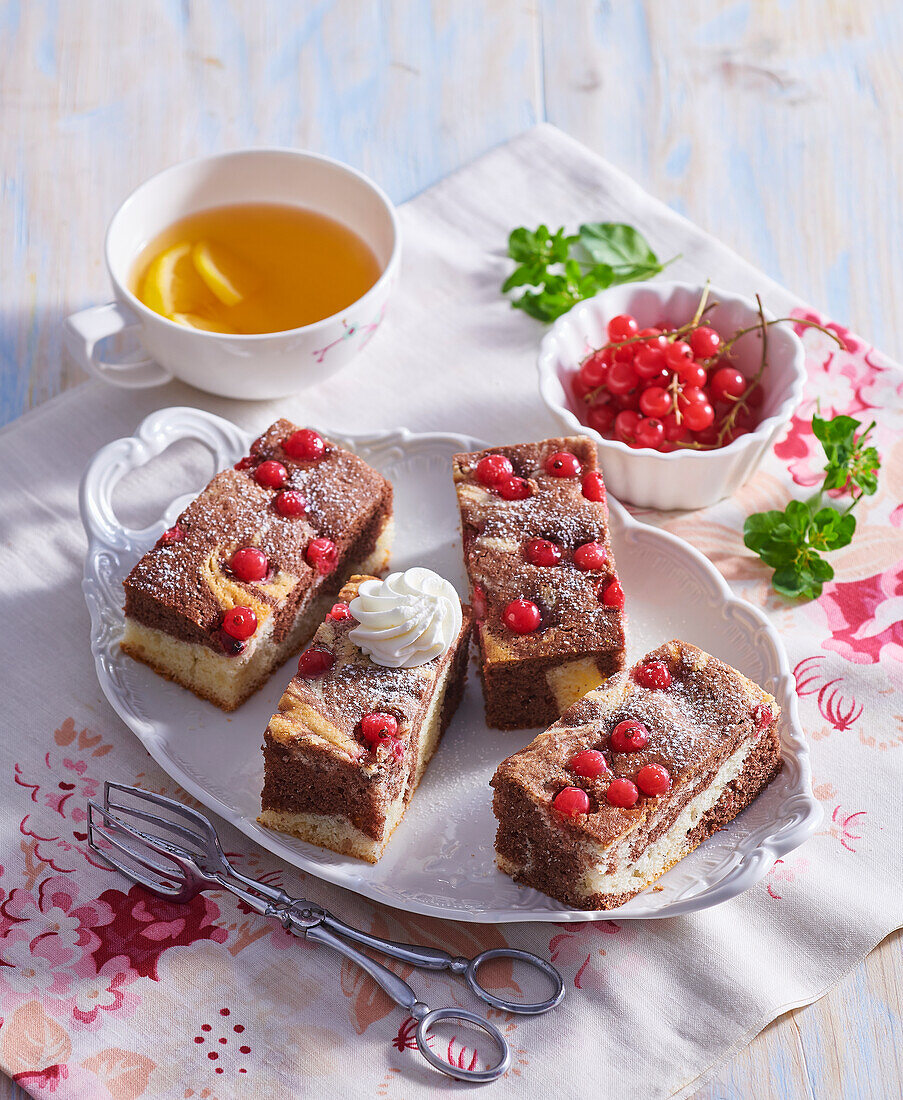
xmin=1 ymin=2 xmax=901 ymax=1097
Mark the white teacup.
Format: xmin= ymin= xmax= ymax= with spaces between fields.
xmin=65 ymin=149 xmax=400 ymax=400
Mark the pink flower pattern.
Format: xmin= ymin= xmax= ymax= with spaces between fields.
xmin=774 ymin=312 xmax=886 ymax=486
xmin=819 ymin=564 xmax=903 ymax=666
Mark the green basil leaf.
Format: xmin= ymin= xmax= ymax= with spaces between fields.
xmin=578 ymin=223 xmax=660 ymax=270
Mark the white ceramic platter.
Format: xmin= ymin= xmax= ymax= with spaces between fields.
xmin=80 ymin=407 xmax=822 ymax=923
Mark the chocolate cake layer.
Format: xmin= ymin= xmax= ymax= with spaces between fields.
xmin=259 ymin=576 xmax=472 ymax=862
xmin=121 ymin=420 xmax=394 ymax=710
xmin=453 ymin=435 xmax=625 ymax=729
xmin=491 ymin=640 xmax=783 ymax=909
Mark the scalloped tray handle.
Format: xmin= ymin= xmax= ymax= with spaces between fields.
xmin=78 ymin=407 xmax=251 ymax=550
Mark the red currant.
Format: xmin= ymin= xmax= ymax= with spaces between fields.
xmin=234 ymin=455 xmax=256 ymax=471
xmin=329 ymin=602 xmax=351 ymax=620
xmin=297 ymin=648 xmax=335 ymax=678
xmin=545 ymin=451 xmax=582 ymax=478
xmin=681 ymin=398 xmax=715 ymax=432
xmin=230 ymin=547 xmax=268 ymax=583
xmin=274 ymin=490 xmax=307 ymax=516
xmin=606 ymin=777 xmax=639 ymax=808
xmin=360 ymin=712 xmax=398 ymax=746
xmin=694 ymin=423 xmax=721 ymax=447
xmin=664 ymin=341 xmax=693 ymax=368
xmin=471 ymin=584 xmax=487 ymax=621
xmin=553 ymin=786 xmax=591 ymax=817
xmin=663 ymin=413 xmax=691 ymax=445
xmin=498 ymin=476 xmax=532 ymax=500
xmin=636 ymin=763 xmax=672 ymax=797
xmin=641 ymin=366 xmax=672 ymax=389
xmin=569 ymin=749 xmax=610 ymax=779
xmin=610 ymin=719 xmax=649 ymax=753
xmin=503 ymin=599 xmax=541 ymax=633
xmin=222 ymin=605 xmax=257 ymax=640
xmin=573 ymin=542 xmax=607 ymax=571
xmin=306 ymin=537 xmax=338 ymax=574
xmin=601 ymin=578 xmax=625 ymax=609
xmin=676 ymin=360 xmax=707 ymax=388
xmin=709 ymin=365 xmax=746 ymax=403
xmin=284 ymin=428 xmax=326 ymax=462
xmin=754 ymin=704 xmax=774 ymax=732
xmin=525 ymin=538 xmax=562 ymax=567
xmin=679 ymin=385 xmax=708 ymax=407
xmin=581 ymin=472 xmax=606 ymax=502
xmin=476 ymin=454 xmax=514 ymax=488
xmin=634 ymin=345 xmax=665 ymax=379
xmin=638 ymin=327 xmax=668 ymax=351
xmin=580 ymin=350 xmax=611 ymax=388
xmin=255 ymin=460 xmax=288 ymax=489
xmin=572 ymin=373 xmax=594 ymax=401
xmin=635 ymin=417 xmax=665 ymax=450
xmin=220 ymin=631 xmax=247 ymax=656
xmin=607 ymin=314 xmax=639 ymax=342
xmin=690 ymin=326 xmax=721 ymax=359
xmin=607 ymin=361 xmax=638 ymax=396
xmin=615 ymin=410 xmax=641 ymax=445
xmin=634 ymin=660 xmax=672 ymax=690
xmin=587 ymin=402 xmax=616 ymax=433
xmin=615 ymin=389 xmax=641 ymax=412
xmin=746 ymin=382 xmax=765 ymax=408
xmin=639 ymin=386 xmax=672 ymax=418
xmin=157 ymin=524 xmax=184 ymax=547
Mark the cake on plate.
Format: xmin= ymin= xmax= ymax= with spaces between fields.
xmin=259 ymin=569 xmax=472 ymax=862
xmin=453 ymin=435 xmax=626 ymax=730
xmin=491 ymin=640 xmax=782 ymax=909
xmin=121 ymin=419 xmax=394 ymax=711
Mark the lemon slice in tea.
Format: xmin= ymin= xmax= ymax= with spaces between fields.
xmin=141 ymin=241 xmax=213 ymax=317
xmin=192 ymin=241 xmax=255 ymax=307
xmin=170 ymin=311 xmax=238 ymax=334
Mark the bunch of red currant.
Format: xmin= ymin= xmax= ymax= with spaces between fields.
xmin=571 ymin=312 xmax=763 ymax=451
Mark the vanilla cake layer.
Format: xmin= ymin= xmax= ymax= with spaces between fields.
xmin=122 ymin=519 xmax=394 ymax=711
xmin=492 ymin=640 xmax=783 ymax=910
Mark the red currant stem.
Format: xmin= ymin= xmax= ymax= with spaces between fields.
xmin=715 ymin=315 xmax=845 ymax=361
xmin=673 ymin=293 xmax=771 ymax=450
xmin=689 ymin=281 xmax=712 ymax=327
xmin=668 ymin=371 xmax=683 ymax=425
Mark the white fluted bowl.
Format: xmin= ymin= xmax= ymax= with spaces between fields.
xmin=537 ymin=281 xmax=806 ymax=510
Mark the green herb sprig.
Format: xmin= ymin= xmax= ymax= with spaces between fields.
xmin=502 ymin=222 xmax=672 ymax=322
xmin=743 ymin=414 xmax=880 ymax=599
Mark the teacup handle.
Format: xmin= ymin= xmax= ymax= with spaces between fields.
xmin=65 ymin=301 xmax=173 ymax=389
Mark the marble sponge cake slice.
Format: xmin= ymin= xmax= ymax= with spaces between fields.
xmin=491 ymin=640 xmax=782 ymax=910
xmin=121 ymin=420 xmax=394 ymax=711
xmin=453 ymin=435 xmax=626 ymax=730
xmin=259 ymin=570 xmax=472 ymax=862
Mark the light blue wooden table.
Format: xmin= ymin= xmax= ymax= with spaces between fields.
xmin=1 ymin=3 xmax=901 ymax=1096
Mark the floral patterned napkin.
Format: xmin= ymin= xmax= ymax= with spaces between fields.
xmin=1 ymin=125 xmax=900 ymax=1099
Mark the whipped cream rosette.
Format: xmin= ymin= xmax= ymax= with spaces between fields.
xmin=348 ymin=568 xmax=463 ymax=668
